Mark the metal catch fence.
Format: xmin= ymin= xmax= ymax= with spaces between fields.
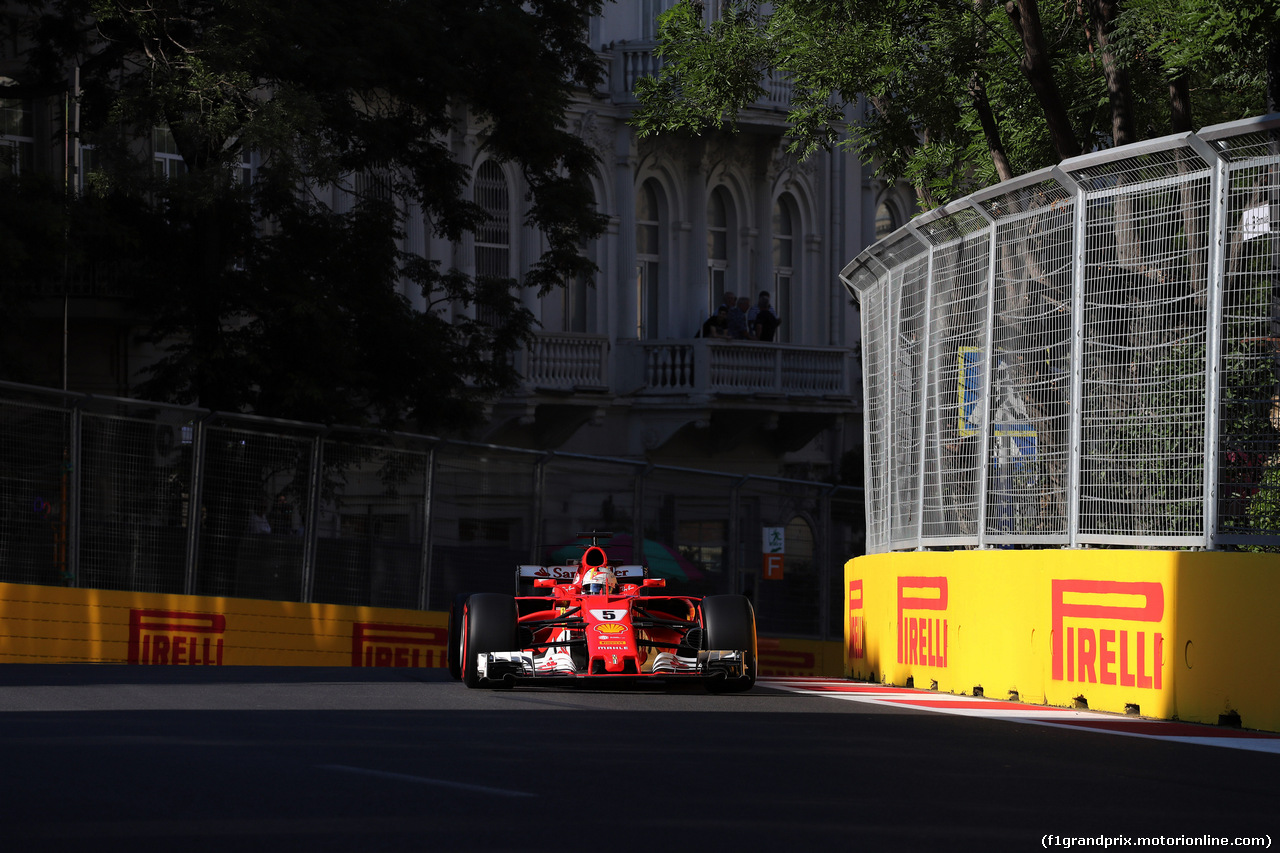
xmin=0 ymin=381 xmax=863 ymax=640
xmin=842 ymin=114 xmax=1280 ymax=552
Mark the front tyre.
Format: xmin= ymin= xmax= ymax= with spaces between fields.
xmin=461 ymin=593 xmax=518 ymax=689
xmin=701 ymin=594 xmax=757 ymax=694
xmin=446 ymin=593 xmax=470 ymax=681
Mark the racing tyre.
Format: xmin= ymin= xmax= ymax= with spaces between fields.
xmin=461 ymin=593 xmax=519 ymax=689
xmin=701 ymin=594 xmax=757 ymax=694
xmin=446 ymin=594 xmax=470 ymax=681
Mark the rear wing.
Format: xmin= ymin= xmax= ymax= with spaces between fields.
xmin=515 ymin=563 xmax=648 ymax=595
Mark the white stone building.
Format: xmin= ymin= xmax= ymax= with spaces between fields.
xmin=2 ymin=2 xmax=916 ymax=482
xmin=428 ymin=3 xmax=914 ymax=479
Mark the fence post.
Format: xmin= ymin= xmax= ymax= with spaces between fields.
xmin=1190 ymin=135 xmax=1229 ymax=548
xmin=973 ymin=203 xmax=998 ymax=547
xmin=633 ymin=463 xmax=650 ymax=568
xmin=182 ymin=414 xmax=210 ymax=597
xmin=417 ymin=444 xmax=436 ymax=611
xmin=1055 ymin=165 xmax=1087 ymax=548
xmin=299 ymin=431 xmax=324 ymax=603
xmin=66 ymin=403 xmax=81 ymax=587
xmin=820 ymin=484 xmax=836 ymax=641
xmin=531 ymin=453 xmax=550 ymax=564
xmin=880 ymin=266 xmax=894 ymax=551
xmin=730 ymin=476 xmax=747 ymax=596
xmin=914 ymin=231 xmax=937 ymax=549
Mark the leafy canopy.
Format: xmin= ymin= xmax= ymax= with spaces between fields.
xmin=8 ymin=0 xmax=606 ymax=430
xmin=634 ymin=0 xmax=1278 ymax=208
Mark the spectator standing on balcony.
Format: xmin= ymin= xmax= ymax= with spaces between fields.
xmin=701 ymin=290 xmax=734 ymax=338
xmin=727 ymin=296 xmax=754 ymax=339
xmin=748 ymin=291 xmax=779 ymax=342
xmin=701 ymin=304 xmax=729 ymax=338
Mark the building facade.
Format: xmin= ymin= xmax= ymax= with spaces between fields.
xmin=2 ymin=4 xmax=915 ymax=616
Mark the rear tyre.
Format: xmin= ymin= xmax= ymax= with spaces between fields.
xmin=701 ymin=595 xmax=757 ymax=694
xmin=446 ymin=593 xmax=470 ymax=681
xmin=461 ymin=593 xmax=518 ymax=689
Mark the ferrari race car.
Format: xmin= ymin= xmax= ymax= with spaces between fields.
xmin=446 ymin=532 xmax=757 ymax=692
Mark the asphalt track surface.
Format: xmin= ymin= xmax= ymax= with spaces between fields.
xmin=1 ymin=666 xmax=1275 ymax=852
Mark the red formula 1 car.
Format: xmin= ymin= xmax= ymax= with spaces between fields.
xmin=446 ymin=532 xmax=757 ymax=692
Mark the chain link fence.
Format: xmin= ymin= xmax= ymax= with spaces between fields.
xmin=842 ymin=114 xmax=1280 ymax=552
xmin=0 ymin=381 xmax=862 ymax=640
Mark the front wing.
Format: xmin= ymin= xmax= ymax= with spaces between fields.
xmin=474 ymin=648 xmax=750 ymax=685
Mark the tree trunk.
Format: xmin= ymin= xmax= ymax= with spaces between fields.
xmin=1088 ymin=0 xmax=1136 ymax=148
xmin=971 ymin=73 xmax=1014 ymax=183
xmin=1087 ymin=0 xmax=1141 ymax=269
xmin=1168 ymin=73 xmax=1192 ymax=134
xmin=869 ymin=93 xmax=940 ymax=209
xmin=1005 ymin=0 xmax=1078 ymax=162
xmin=1268 ymin=31 xmax=1280 ymax=114
xmin=1169 ymin=75 xmax=1202 ymax=303
xmin=972 ymin=0 xmax=1013 ymax=183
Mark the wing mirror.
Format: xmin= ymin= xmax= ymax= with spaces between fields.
xmin=534 ymin=578 xmax=558 ymax=588
xmin=642 ymin=578 xmax=666 ymax=588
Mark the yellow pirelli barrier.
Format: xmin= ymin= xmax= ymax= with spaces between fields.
xmin=757 ymin=635 xmax=844 ymax=678
xmin=0 ymin=581 xmax=844 ymax=677
xmin=0 ymin=582 xmax=449 ymax=668
xmin=844 ymin=550 xmax=1280 ymax=731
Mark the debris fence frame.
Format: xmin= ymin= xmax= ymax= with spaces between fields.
xmin=841 ymin=115 xmax=1280 ymax=553
xmin=0 ymin=381 xmax=862 ymax=641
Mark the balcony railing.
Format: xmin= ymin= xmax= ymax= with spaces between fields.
xmin=518 ymin=332 xmax=610 ymax=391
xmin=609 ymin=41 xmax=793 ymax=110
xmin=626 ymin=339 xmax=852 ymax=398
xmin=515 ymin=333 xmax=852 ymax=402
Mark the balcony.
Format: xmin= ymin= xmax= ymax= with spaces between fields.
xmin=623 ymin=338 xmax=852 ymax=401
xmin=490 ymin=333 xmax=854 ymax=451
xmin=606 ymin=40 xmax=794 ymax=114
xmin=515 ymin=332 xmax=610 ymax=392
xmin=514 ymin=333 xmax=852 ymax=400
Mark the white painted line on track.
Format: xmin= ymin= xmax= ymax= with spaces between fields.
xmin=318 ymin=764 xmax=537 ymax=797
xmin=759 ymin=678 xmax=1280 ymax=754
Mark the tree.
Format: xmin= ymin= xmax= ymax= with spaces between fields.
xmin=633 ymin=0 xmax=1277 ymax=207
xmin=8 ymin=0 xmax=606 ymax=431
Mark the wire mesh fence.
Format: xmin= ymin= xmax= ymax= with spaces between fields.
xmin=0 ymin=381 xmax=862 ymax=640
xmin=842 ymin=115 xmax=1280 ymax=552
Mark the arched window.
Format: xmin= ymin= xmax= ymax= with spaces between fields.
xmin=707 ymin=188 xmax=730 ymax=313
xmin=875 ymin=199 xmax=898 ymax=240
xmin=636 ymin=180 xmax=662 ymax=339
xmin=563 ymin=236 xmax=593 ymax=333
xmin=474 ymin=160 xmax=511 ymax=280
xmin=474 ymin=160 xmax=511 ymax=325
xmin=771 ymin=195 xmax=796 ymax=343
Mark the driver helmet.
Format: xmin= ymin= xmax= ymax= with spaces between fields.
xmin=581 ymin=567 xmax=618 ymax=595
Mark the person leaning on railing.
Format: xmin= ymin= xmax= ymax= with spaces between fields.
xmin=727 ymin=296 xmax=755 ymax=340
xmin=700 ymin=304 xmax=729 ymax=338
xmin=748 ymin=291 xmax=779 ymax=342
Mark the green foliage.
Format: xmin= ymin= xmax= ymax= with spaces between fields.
xmin=8 ymin=0 xmax=607 ymax=430
xmin=1245 ymin=467 xmax=1280 ymax=548
xmin=634 ymin=0 xmax=1276 ymax=208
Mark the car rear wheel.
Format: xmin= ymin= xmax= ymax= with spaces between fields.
xmin=461 ymin=593 xmax=518 ymax=689
xmin=701 ymin=594 xmax=758 ymax=693
xmin=446 ymin=593 xmax=470 ymax=681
